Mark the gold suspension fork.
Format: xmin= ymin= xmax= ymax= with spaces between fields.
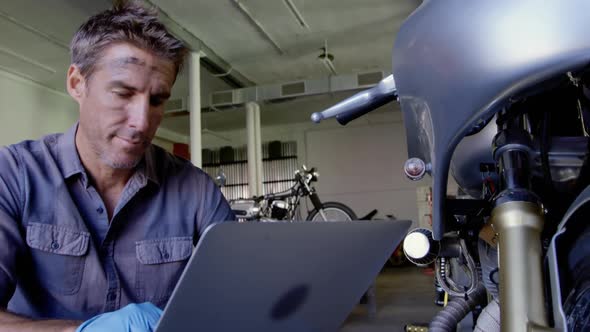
xmin=491 ymin=120 xmax=556 ymax=331
xmin=491 ymin=201 xmax=554 ymax=332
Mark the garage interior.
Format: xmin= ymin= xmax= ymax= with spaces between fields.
xmin=0 ymin=0 xmax=461 ymax=330
xmin=1 ymin=0 xmax=585 ymax=331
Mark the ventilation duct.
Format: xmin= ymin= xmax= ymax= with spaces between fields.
xmin=208 ymin=71 xmax=389 ymax=109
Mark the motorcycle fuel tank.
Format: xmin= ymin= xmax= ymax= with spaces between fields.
xmin=230 ymin=199 xmax=260 ymax=220
xmin=393 ymin=0 xmax=590 ymax=239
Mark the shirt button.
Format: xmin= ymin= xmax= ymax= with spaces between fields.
xmin=107 ymin=292 xmax=117 ymax=301
xmin=96 ymin=207 xmax=104 ymax=214
xmin=163 ymin=252 xmax=170 ymax=259
xmin=50 ymin=241 xmax=60 ymax=250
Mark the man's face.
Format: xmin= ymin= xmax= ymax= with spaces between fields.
xmin=68 ymin=43 xmax=175 ymax=169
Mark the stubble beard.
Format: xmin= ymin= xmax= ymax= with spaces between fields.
xmin=96 ymin=139 xmax=145 ymax=170
xmin=101 ymin=153 xmax=142 ymax=169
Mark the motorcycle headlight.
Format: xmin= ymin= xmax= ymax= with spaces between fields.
xmin=312 ymin=172 xmax=319 ymax=181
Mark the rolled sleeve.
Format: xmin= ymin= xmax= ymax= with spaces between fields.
xmin=0 ymin=147 xmax=25 ymax=307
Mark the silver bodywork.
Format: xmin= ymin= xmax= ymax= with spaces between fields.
xmin=547 ymin=186 xmax=590 ymax=331
xmin=393 ymin=0 xmax=590 ymax=239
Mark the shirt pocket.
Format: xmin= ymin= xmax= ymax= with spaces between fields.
xmin=135 ymin=237 xmax=192 ymax=306
xmin=25 ymin=222 xmax=90 ymax=295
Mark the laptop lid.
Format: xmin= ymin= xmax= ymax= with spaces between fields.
xmin=155 ymin=219 xmax=411 ymax=332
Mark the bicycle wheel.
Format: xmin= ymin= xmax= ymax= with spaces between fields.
xmin=306 ymin=201 xmax=357 ymax=221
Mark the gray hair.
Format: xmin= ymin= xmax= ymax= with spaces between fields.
xmin=70 ymin=1 xmax=188 ymax=79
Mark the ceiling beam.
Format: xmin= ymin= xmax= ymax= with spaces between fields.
xmin=283 ymin=0 xmax=310 ymax=30
xmin=142 ymin=0 xmax=254 ymax=88
xmin=230 ymin=0 xmax=285 ymax=55
xmin=0 ymin=9 xmax=70 ymax=50
xmin=156 ymin=127 xmax=189 ymax=144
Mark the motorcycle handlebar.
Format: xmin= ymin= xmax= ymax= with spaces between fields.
xmin=310 ymin=75 xmax=398 ymax=125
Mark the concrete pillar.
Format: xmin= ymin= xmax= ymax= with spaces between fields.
xmin=189 ymin=51 xmax=202 ymax=167
xmin=246 ymin=102 xmax=263 ymax=196
xmin=254 ymin=104 xmax=263 ymax=192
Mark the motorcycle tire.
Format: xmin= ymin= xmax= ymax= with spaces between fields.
xmin=306 ymin=201 xmax=357 ymax=222
xmin=564 ymin=225 xmax=590 ymax=331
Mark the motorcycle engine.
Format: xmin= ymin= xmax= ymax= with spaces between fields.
xmin=270 ymin=200 xmax=289 ymax=220
xmin=451 ymin=73 xmax=590 ymax=200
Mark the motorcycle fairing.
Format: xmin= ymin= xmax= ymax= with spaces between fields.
xmin=393 ymin=0 xmax=590 ymax=239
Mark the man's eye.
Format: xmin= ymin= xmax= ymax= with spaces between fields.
xmin=113 ymin=91 xmax=132 ymax=98
xmin=150 ymin=97 xmax=165 ymax=107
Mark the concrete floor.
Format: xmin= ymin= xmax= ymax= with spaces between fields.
xmin=340 ymin=266 xmax=441 ymax=332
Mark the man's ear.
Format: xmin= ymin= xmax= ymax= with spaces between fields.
xmin=66 ymin=65 xmax=86 ymax=103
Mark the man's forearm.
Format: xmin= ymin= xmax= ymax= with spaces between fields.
xmin=0 ymin=309 xmax=81 ymax=332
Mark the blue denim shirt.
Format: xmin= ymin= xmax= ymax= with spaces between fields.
xmin=0 ymin=124 xmax=235 ymax=320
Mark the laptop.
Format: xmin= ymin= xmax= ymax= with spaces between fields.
xmin=155 ymin=219 xmax=411 ymax=332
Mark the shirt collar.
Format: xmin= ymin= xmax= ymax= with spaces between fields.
xmin=57 ymin=122 xmax=87 ymax=183
xmin=57 ymin=122 xmax=160 ymax=187
xmin=142 ymin=145 xmax=161 ymax=187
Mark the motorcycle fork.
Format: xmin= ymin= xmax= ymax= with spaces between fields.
xmin=492 ymin=201 xmax=554 ymax=331
xmin=309 ymin=191 xmax=327 ymax=220
xmin=492 ymin=127 xmax=555 ymax=331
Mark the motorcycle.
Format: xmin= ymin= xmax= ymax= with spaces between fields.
xmin=229 ymin=165 xmax=357 ymax=223
xmin=311 ymin=1 xmax=590 ymax=330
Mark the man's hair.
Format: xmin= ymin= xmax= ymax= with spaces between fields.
xmin=70 ymin=1 xmax=188 ymax=79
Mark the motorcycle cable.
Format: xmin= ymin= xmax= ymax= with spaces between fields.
xmin=435 ymin=238 xmax=481 ymax=298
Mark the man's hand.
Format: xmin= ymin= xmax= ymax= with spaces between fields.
xmin=76 ymin=303 xmax=162 ymax=332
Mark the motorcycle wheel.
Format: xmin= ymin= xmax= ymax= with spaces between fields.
xmin=564 ymin=226 xmax=590 ymax=331
xmin=306 ymin=201 xmax=357 ymax=222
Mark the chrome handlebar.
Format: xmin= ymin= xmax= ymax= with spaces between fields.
xmin=310 ymin=74 xmax=398 ymax=125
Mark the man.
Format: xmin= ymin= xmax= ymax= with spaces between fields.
xmin=0 ymin=2 xmax=235 ymax=331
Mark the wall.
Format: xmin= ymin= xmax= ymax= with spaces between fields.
xmin=303 ymin=118 xmax=425 ymax=225
xmin=0 ymin=71 xmax=78 ymax=146
xmin=0 ymin=70 xmax=186 ymax=157
xmin=152 ymin=136 xmax=175 ymax=153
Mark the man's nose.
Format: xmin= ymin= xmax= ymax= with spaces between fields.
xmin=127 ymin=96 xmax=150 ymax=132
